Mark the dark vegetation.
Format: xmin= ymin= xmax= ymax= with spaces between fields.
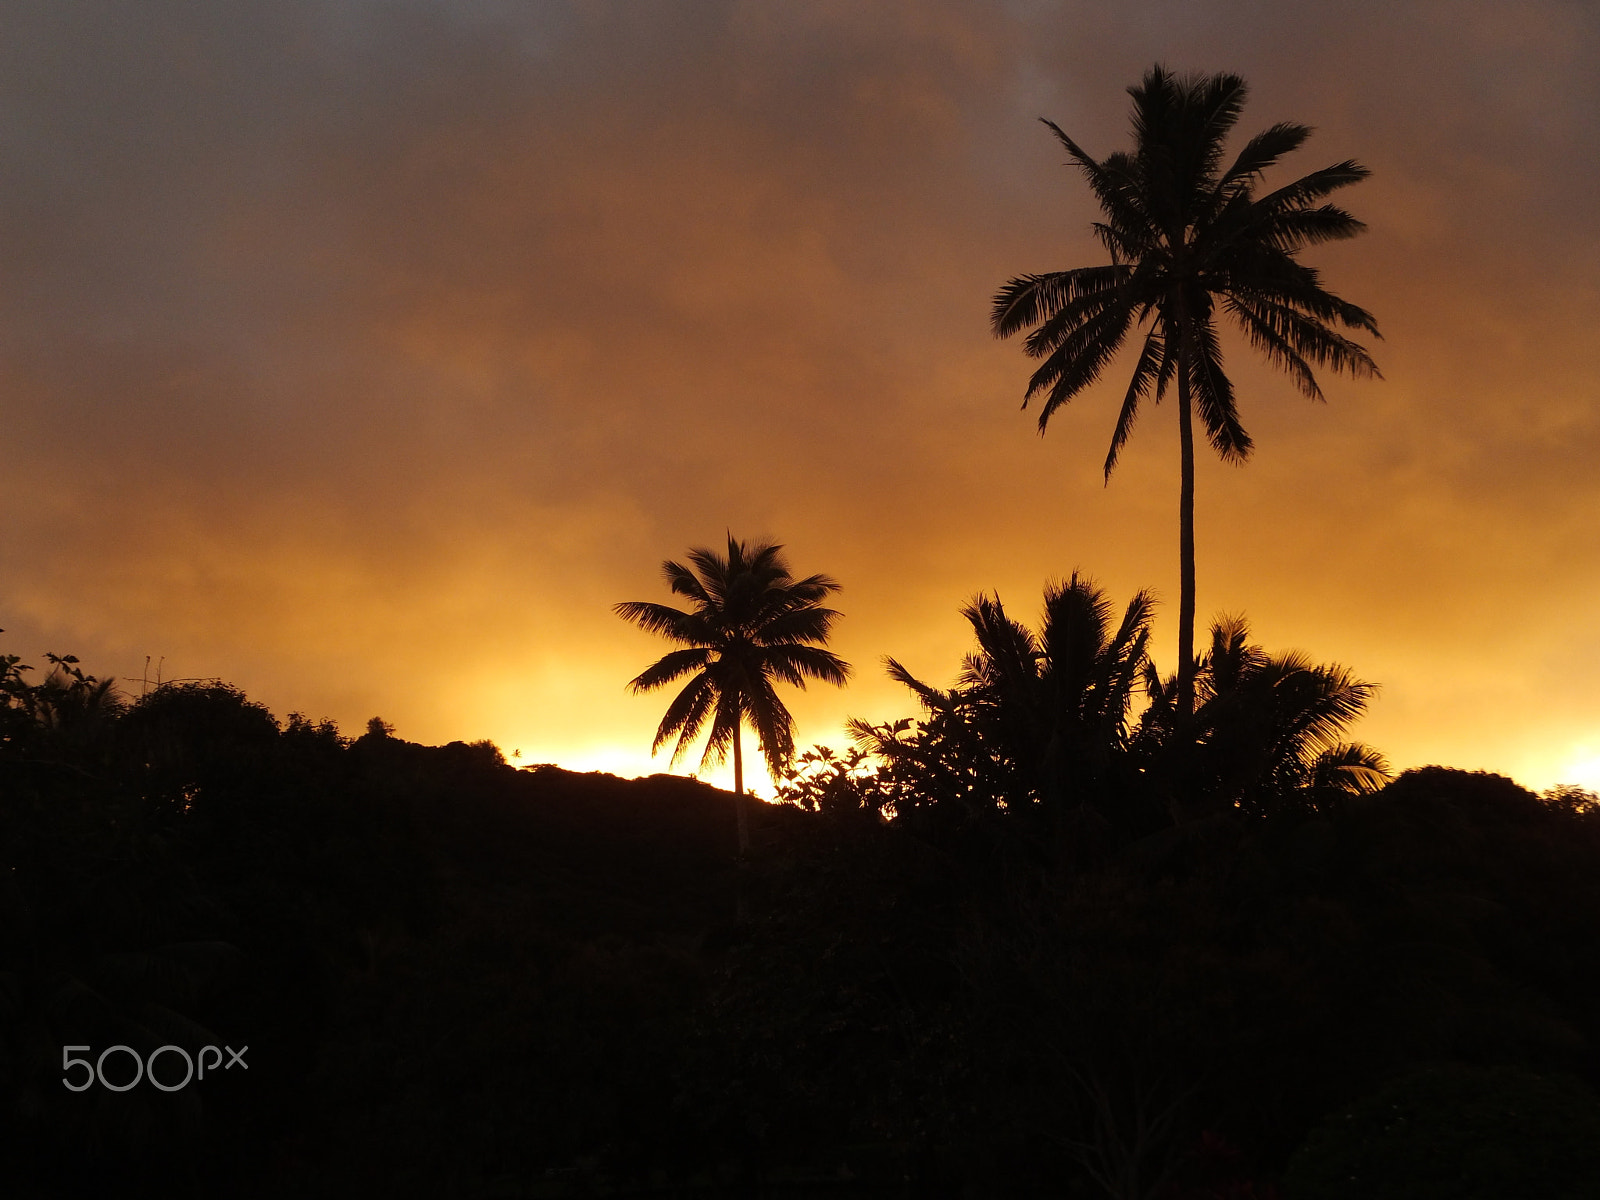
xmin=5 ymin=614 xmax=1600 ymax=1199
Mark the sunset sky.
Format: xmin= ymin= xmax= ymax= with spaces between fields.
xmin=3 ymin=1 xmax=1598 ymax=796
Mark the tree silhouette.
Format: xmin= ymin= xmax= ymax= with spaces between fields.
xmin=615 ymin=535 xmax=850 ymax=853
xmin=853 ymin=573 xmax=1161 ymax=847
xmin=992 ymin=65 xmax=1380 ymax=719
xmin=1138 ymin=614 xmax=1389 ymax=819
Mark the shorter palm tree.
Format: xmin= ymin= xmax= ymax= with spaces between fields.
xmin=853 ymin=573 xmax=1161 ymax=845
xmin=1138 ymin=615 xmax=1389 ymax=819
xmin=615 ymin=535 xmax=850 ymax=852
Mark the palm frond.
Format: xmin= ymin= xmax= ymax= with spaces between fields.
xmin=1041 ymin=119 xmax=1154 ymax=239
xmin=662 ymin=559 xmax=713 ymax=607
xmin=1222 ymin=297 xmax=1324 ymax=400
xmin=614 ymin=599 xmax=694 ymax=641
xmin=1020 ymin=277 xmax=1133 ymax=359
xmin=762 ymin=642 xmax=852 ymax=689
xmin=1199 ymin=614 xmax=1263 ymax=699
xmin=1098 ymin=588 xmax=1158 ymax=716
xmin=1260 ymin=203 xmax=1370 ymax=252
xmin=698 ymin=690 xmax=742 ymax=772
xmin=992 ymin=266 xmax=1127 ymax=338
xmin=627 ymin=647 xmax=711 ymax=693
xmin=1188 ymin=70 xmax=1249 ymax=196
xmin=1251 ymin=161 xmax=1371 ymax=216
xmin=1041 ymin=574 xmax=1114 ymax=703
xmin=1226 ymin=294 xmax=1379 ymax=386
xmin=1104 ymin=326 xmax=1168 ymax=478
xmin=1310 ymin=741 xmax=1391 ymax=794
xmin=1183 ymin=312 xmax=1251 ymax=461
xmin=962 ymin=595 xmax=1041 ymax=694
xmin=653 ymin=672 xmax=715 ymax=762
xmin=1274 ymin=662 xmax=1379 ymax=759
xmin=752 ymin=602 xmax=842 ymax=646
xmin=1218 ymin=121 xmax=1311 ymax=190
xmin=885 ymin=656 xmax=954 ymax=711
xmin=745 ymin=673 xmax=798 ymax=775
xmin=1246 ymin=270 xmax=1381 ymax=341
xmin=776 ymin=571 xmax=842 ymax=603
xmin=683 ymin=545 xmax=736 ymax=607
xmin=1025 ymin=301 xmax=1140 ymax=426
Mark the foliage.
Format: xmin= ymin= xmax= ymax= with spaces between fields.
xmin=774 ymin=744 xmax=894 ymax=819
xmin=615 ymin=535 xmax=850 ymax=781
xmin=1543 ymin=783 xmax=1600 ymax=816
xmin=1284 ymin=1063 xmax=1600 ymax=1200
xmin=846 ymin=582 xmax=1387 ymax=865
xmin=0 ymin=640 xmax=430 ymax=1198
xmin=1138 ymin=614 xmax=1389 ymax=821
xmin=0 ymin=638 xmax=125 ymax=768
xmin=849 ymin=573 xmax=1163 ymax=856
xmin=991 ymin=67 xmax=1381 ymax=448
xmin=617 ymin=535 xmax=851 ymax=854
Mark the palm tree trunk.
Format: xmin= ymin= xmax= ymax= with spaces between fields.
xmin=733 ymin=721 xmax=749 ymax=854
xmin=1176 ymin=355 xmax=1197 ymax=721
xmin=732 ymin=722 xmax=750 ymax=924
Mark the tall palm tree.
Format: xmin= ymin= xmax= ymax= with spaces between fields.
xmin=991 ymin=65 xmax=1380 ymax=718
xmin=615 ymin=535 xmax=850 ymax=852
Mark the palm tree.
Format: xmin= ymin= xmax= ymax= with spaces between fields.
xmin=991 ymin=65 xmax=1380 ymax=719
xmin=615 ymin=535 xmax=850 ymax=853
xmin=1137 ymin=614 xmax=1389 ymax=819
xmin=853 ymin=573 xmax=1161 ymax=844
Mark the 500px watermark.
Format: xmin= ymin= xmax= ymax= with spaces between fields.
xmin=62 ymin=1044 xmax=248 ymax=1092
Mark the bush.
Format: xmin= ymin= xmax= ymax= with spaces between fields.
xmin=1284 ymin=1062 xmax=1600 ymax=1199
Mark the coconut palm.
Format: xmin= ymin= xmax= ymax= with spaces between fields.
xmin=1137 ymin=614 xmax=1389 ymax=819
xmin=991 ymin=65 xmax=1380 ymax=718
xmin=615 ymin=535 xmax=850 ymax=852
xmin=853 ymin=573 xmax=1161 ymax=842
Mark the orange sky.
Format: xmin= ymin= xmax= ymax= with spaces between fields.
xmin=3 ymin=1 xmax=1598 ymax=795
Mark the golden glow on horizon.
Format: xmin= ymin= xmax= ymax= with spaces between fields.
xmin=1553 ymin=748 xmax=1600 ymax=795
xmin=510 ymin=742 xmax=785 ymax=801
xmin=468 ymin=725 xmax=1600 ymax=803
xmin=467 ymin=667 xmax=1597 ymax=803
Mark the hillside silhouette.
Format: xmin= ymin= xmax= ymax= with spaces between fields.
xmin=5 ymin=653 xmax=1600 ymax=1198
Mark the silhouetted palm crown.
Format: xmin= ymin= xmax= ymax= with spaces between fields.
xmin=992 ymin=66 xmax=1379 ymax=466
xmin=1138 ymin=614 xmax=1389 ymax=817
xmin=991 ymin=66 xmax=1379 ymax=716
xmin=614 ymin=537 xmax=850 ymax=778
xmin=855 ymin=573 xmax=1155 ymax=828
